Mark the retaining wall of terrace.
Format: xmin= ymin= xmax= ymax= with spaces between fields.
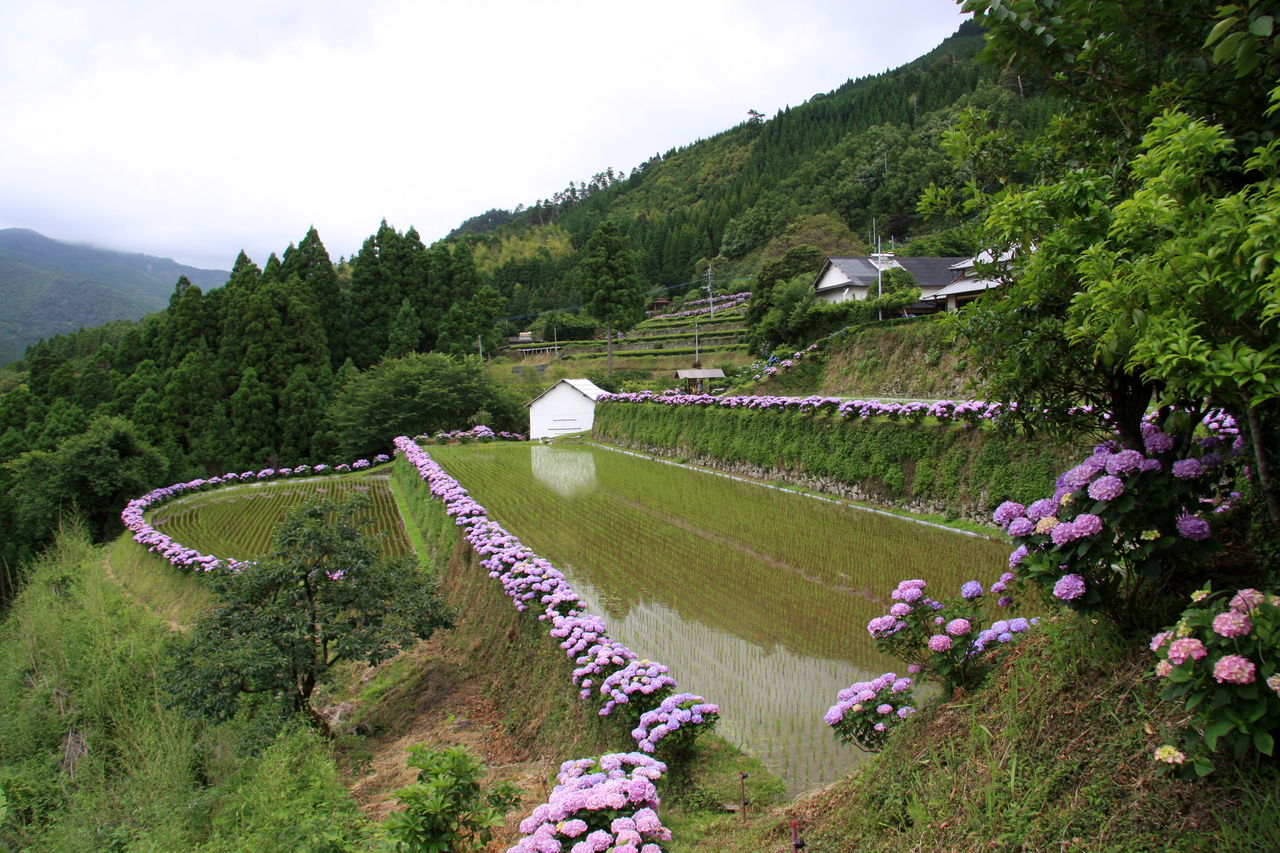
xmin=591 ymin=399 xmax=1081 ymax=523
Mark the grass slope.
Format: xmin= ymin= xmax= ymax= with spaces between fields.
xmin=701 ymin=615 xmax=1280 ymax=852
xmin=0 ymin=523 xmax=373 ymax=851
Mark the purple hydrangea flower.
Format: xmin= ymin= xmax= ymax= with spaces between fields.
xmin=1176 ymin=512 xmax=1211 ymax=541
xmin=1007 ymin=517 xmax=1035 ymax=537
xmin=1087 ymin=475 xmax=1124 ymax=501
xmin=945 ymin=618 xmax=972 ymax=636
xmin=960 ymin=581 xmax=984 ymax=599
xmin=993 ymin=501 xmax=1026 ymax=527
xmin=1026 ymin=499 xmax=1059 ymax=521
xmin=1144 ymin=429 xmax=1175 ymax=454
xmin=1172 ymin=458 xmax=1206 ymax=479
xmin=1105 ymin=449 xmax=1144 ymax=475
xmin=1052 ymin=573 xmax=1087 ymax=601
xmin=1072 ymin=513 xmax=1103 ymax=537
xmin=927 ymin=634 xmax=953 ymax=652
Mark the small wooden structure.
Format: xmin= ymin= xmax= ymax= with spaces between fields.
xmin=526 ymin=378 xmax=608 ymax=440
xmin=676 ymin=368 xmax=725 ymax=394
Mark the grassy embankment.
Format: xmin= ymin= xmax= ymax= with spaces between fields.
xmin=592 ymin=398 xmax=1079 ymax=524
xmin=0 ymin=524 xmax=375 ymax=851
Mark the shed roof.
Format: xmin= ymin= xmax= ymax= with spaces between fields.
xmin=923 ymin=277 xmax=1003 ymax=300
xmin=676 ymin=369 xmax=726 ymax=379
xmin=525 ymin=378 xmax=609 ymax=408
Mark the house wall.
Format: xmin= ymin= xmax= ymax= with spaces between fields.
xmin=814 ymin=267 xmax=864 ymax=304
xmin=529 ymin=383 xmax=598 ymax=439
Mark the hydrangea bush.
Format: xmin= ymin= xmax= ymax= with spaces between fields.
xmin=1150 ymin=586 xmax=1280 ymax=775
xmin=508 ymin=753 xmax=671 ymax=853
xmin=866 ymin=576 xmax=1035 ymax=694
xmin=824 ymin=672 xmax=917 ymax=752
xmin=993 ymin=413 xmax=1242 ymax=622
xmin=631 ymin=693 xmax=720 ymax=756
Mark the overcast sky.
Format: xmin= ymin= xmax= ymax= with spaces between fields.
xmin=0 ymin=0 xmax=970 ymax=271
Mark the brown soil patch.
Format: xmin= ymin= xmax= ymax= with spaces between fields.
xmin=334 ymin=634 xmax=558 ymax=845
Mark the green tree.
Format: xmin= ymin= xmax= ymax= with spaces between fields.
xmin=386 ymin=297 xmax=423 ymax=359
xmin=163 ymin=494 xmax=453 ymax=724
xmin=581 ymin=220 xmax=646 ymax=374
xmin=1 ymin=416 xmax=167 ymax=562
xmin=385 ymin=745 xmax=522 ymax=853
xmin=321 ymin=353 xmax=518 ymax=459
xmin=927 ymin=0 xmax=1280 ymax=526
xmin=229 ymin=366 xmax=276 ymax=467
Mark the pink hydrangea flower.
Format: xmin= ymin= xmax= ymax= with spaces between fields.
xmin=1212 ymin=654 xmax=1257 ymax=685
xmin=1211 ymin=610 xmax=1252 ymax=638
xmin=1166 ymin=637 xmax=1207 ymax=665
xmin=1230 ymin=589 xmax=1264 ymax=612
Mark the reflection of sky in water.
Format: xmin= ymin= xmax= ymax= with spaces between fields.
xmin=530 ymin=446 xmax=597 ymax=497
xmin=569 ymin=571 xmax=899 ymax=796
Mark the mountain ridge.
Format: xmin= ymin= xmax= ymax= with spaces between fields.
xmin=0 ymin=227 xmax=229 ymax=364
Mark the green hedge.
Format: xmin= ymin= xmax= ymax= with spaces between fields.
xmin=592 ymin=403 xmax=1079 ymax=519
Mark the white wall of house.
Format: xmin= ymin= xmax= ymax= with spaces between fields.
xmin=814 ymin=265 xmax=864 ymax=304
xmin=528 ymin=380 xmax=602 ymax=439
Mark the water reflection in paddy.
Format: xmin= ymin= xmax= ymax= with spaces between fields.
xmin=432 ymin=442 xmax=1008 ymax=795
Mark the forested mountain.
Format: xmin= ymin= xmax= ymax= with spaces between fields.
xmin=463 ymin=18 xmax=1052 ymax=321
xmin=0 ymin=228 xmax=228 ymax=364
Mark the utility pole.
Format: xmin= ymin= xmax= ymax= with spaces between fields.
xmin=706 ymin=263 xmax=715 ymax=318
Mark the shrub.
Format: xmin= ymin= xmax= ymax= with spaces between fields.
xmin=1150 ymin=586 xmax=1280 ymax=776
xmin=866 ymin=576 xmax=1034 ymax=695
xmin=824 ymin=672 xmax=917 ymax=752
xmin=508 ymin=753 xmax=671 ymax=853
xmin=385 ymin=745 xmax=522 ymax=853
xmin=995 ymin=414 xmax=1243 ymax=626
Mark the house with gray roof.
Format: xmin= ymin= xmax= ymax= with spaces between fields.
xmin=812 ymin=254 xmax=968 ymax=314
xmin=813 ymin=249 xmax=1016 ymax=313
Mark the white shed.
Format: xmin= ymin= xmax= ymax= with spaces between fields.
xmin=527 ymin=378 xmax=609 ymax=440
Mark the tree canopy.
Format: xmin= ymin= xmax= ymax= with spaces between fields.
xmin=163 ymin=494 xmax=453 ymax=724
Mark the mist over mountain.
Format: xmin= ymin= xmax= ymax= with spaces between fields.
xmin=0 ymin=228 xmax=228 ymax=364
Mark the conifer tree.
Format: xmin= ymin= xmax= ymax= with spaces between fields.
xmin=581 ymin=220 xmax=645 ymax=374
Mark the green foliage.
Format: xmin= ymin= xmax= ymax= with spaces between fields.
xmin=194 ymin=724 xmax=374 ymax=853
xmin=592 ymin=401 xmax=1074 ymax=517
xmin=1151 ymin=586 xmax=1280 ymax=777
xmin=385 ymin=745 xmax=522 ymax=853
xmin=0 ymin=415 xmax=167 ymax=572
xmin=321 ymin=352 xmax=520 ymax=460
xmin=162 ymin=494 xmax=453 ymax=722
xmin=581 ymin=221 xmax=646 ymax=373
xmin=0 ymin=523 xmax=374 ymax=850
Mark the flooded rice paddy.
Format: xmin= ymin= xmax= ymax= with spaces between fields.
xmin=431 ymin=442 xmax=1012 ymax=794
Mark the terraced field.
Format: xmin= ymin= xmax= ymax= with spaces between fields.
xmin=430 ymin=441 xmax=1011 ymax=793
xmin=146 ymin=469 xmax=411 ymax=562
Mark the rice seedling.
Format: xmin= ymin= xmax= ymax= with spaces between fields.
xmin=431 ymin=442 xmax=1009 ymax=794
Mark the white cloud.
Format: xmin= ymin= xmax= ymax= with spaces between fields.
xmin=0 ymin=0 xmax=969 ymax=270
